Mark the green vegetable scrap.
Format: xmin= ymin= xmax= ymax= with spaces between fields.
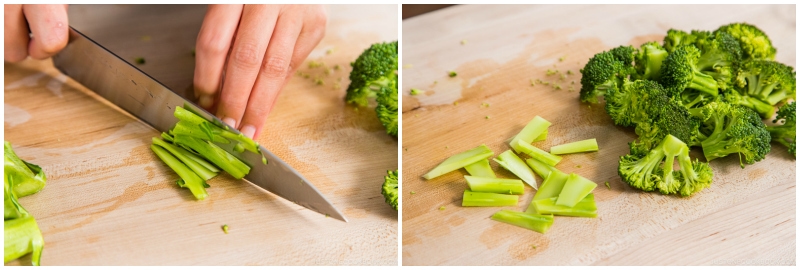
xmin=464 ymin=176 xmax=524 ymax=195
xmin=531 ymin=194 xmax=597 ymax=218
xmin=448 ymin=71 xmax=458 ymax=77
xmin=549 ymin=139 xmax=599 ymax=155
xmin=491 ymin=210 xmax=553 ymax=234
xmin=493 ymin=150 xmax=538 ymax=190
xmin=222 ymin=224 xmax=229 ymax=234
xmin=555 ymin=173 xmax=597 ymax=208
xmin=463 ymin=159 xmax=496 ymax=178
xmin=410 ymin=88 xmax=424 ymax=96
xmin=423 ymin=145 xmax=493 ymax=180
xmin=4 ymin=141 xmax=46 ymax=266
xmin=461 ymin=191 xmax=519 ymax=207
xmin=135 ymin=57 xmax=145 ymax=65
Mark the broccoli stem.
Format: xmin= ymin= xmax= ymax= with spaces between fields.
xmin=688 ymin=71 xmax=720 ymax=97
xmin=533 ymin=130 xmax=548 ymax=142
xmin=423 ymin=145 xmax=494 ymax=180
xmin=493 ymin=150 xmax=538 ymax=189
xmin=172 ymin=135 xmax=250 ymax=179
xmin=510 ymin=139 xmax=562 ymax=166
xmin=657 ymin=135 xmax=683 ymax=194
xmin=150 ymin=144 xmax=209 ymax=200
xmin=461 ymin=191 xmax=519 ymax=207
xmin=174 ymin=106 xmax=260 ymax=153
xmin=463 ymin=159 xmax=496 ymax=178
xmin=555 ymin=173 xmax=597 ymax=208
xmin=490 ymin=210 xmax=554 ymax=234
xmin=549 ymin=138 xmax=599 ymax=155
xmin=531 ymin=170 xmax=569 ymax=201
xmin=530 ymin=193 xmax=597 ymax=218
xmin=525 ymin=158 xmax=558 ymax=180
xmin=152 ymin=138 xmax=219 ymax=181
xmin=510 ymin=116 xmax=551 ymax=144
xmin=4 ymin=215 xmax=44 ymax=266
xmin=464 ymin=176 xmax=524 ymax=195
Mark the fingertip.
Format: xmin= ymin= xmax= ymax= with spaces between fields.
xmin=240 ymin=125 xmax=256 ymax=139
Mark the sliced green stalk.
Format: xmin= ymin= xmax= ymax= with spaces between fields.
xmin=4 ymin=215 xmax=44 ymax=265
xmin=151 ymin=144 xmax=209 ymax=200
xmin=510 ymin=138 xmax=562 ymax=166
xmin=555 ymin=173 xmax=597 ymax=207
xmin=174 ymin=106 xmax=260 ymax=153
xmin=532 ymin=170 xmax=570 ymax=201
xmin=525 ymin=158 xmax=558 ymax=180
xmin=423 ymin=145 xmax=494 ymax=180
xmin=493 ymin=150 xmax=538 ymax=189
xmin=465 ymin=176 xmax=524 ymax=195
xmin=491 ymin=210 xmax=554 ymax=234
xmin=152 ymin=138 xmax=219 ymax=180
xmin=533 ymin=129 xmax=548 ymax=142
xmin=173 ymin=135 xmax=250 ymax=179
xmin=4 ymin=175 xmax=25 ymax=220
xmin=464 ymin=159 xmax=495 ymax=178
xmin=550 ymin=138 xmax=599 ymax=155
xmin=461 ymin=190 xmax=518 ymax=206
xmin=4 ymin=141 xmax=46 ymax=197
xmin=532 ymin=193 xmax=597 ymax=217
xmin=510 ymin=116 xmax=551 ymax=144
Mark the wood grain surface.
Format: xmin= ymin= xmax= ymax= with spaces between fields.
xmin=4 ymin=4 xmax=398 ymax=266
xmin=401 ymin=4 xmax=795 ymax=266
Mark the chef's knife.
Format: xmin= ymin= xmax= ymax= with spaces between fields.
xmin=52 ymin=27 xmax=347 ymax=222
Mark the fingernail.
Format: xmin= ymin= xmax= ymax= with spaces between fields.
xmin=222 ymin=117 xmax=236 ymax=128
xmin=241 ymin=125 xmax=256 ymax=139
xmin=198 ymin=95 xmax=213 ymax=108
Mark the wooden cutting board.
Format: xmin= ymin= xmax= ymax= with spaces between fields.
xmin=401 ymin=4 xmax=795 ymax=266
xmin=4 ymin=4 xmax=398 ymax=265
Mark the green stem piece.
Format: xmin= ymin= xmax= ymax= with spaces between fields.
xmin=461 ymin=190 xmax=519 ymax=207
xmin=465 ymin=176 xmax=524 ymax=195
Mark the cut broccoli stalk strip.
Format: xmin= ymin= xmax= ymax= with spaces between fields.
xmin=555 ymin=173 xmax=597 ymax=208
xmin=525 ymin=158 xmax=559 ymax=180
xmin=173 ymin=135 xmax=251 ymax=179
xmin=494 ymin=150 xmax=538 ymax=190
xmin=532 ymin=170 xmax=569 ymax=201
xmin=510 ymin=139 xmax=562 ymax=166
xmin=465 ymin=176 xmax=524 ymax=195
xmin=549 ymin=139 xmax=599 ymax=155
xmin=510 ymin=116 xmax=551 ymax=144
xmin=152 ymin=138 xmax=219 ymax=181
xmin=4 ymin=215 xmax=44 ymax=266
xmin=461 ymin=191 xmax=519 ymax=207
xmin=151 ymin=144 xmax=209 ymax=200
xmin=533 ymin=130 xmax=548 ymax=142
xmin=491 ymin=210 xmax=554 ymax=234
xmin=173 ymin=106 xmax=260 ymax=154
xmin=423 ymin=145 xmax=494 ymax=180
xmin=531 ymin=193 xmax=597 ymax=218
xmin=4 ymin=141 xmax=46 ymax=197
xmin=464 ymin=159 xmax=496 ymax=178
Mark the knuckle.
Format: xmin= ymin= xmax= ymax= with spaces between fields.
xmin=197 ymin=34 xmax=229 ymax=56
xmin=231 ymin=41 xmax=262 ymax=69
xmin=261 ymin=54 xmax=290 ymax=78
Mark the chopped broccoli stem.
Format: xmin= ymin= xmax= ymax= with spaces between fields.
xmin=465 ymin=176 xmax=524 ymax=195
xmin=532 ymin=170 xmax=569 ymax=201
xmin=172 ymin=135 xmax=250 ymax=179
xmin=4 ymin=215 xmax=44 ymax=266
xmin=531 ymin=193 xmax=597 ymax=218
xmin=510 ymin=116 xmax=551 ymax=143
xmin=152 ymin=138 xmax=218 ymax=181
xmin=549 ymin=138 xmax=599 ymax=155
xmin=423 ymin=145 xmax=494 ymax=180
xmin=525 ymin=158 xmax=559 ymax=180
xmin=490 ymin=210 xmax=554 ymax=234
xmin=493 ymin=150 xmax=538 ymax=190
xmin=510 ymin=139 xmax=562 ymax=167
xmin=4 ymin=142 xmax=46 ymax=197
xmin=173 ymin=106 xmax=260 ymax=153
xmin=533 ymin=130 xmax=548 ymax=142
xmin=464 ymin=159 xmax=496 ymax=178
xmin=605 ymin=181 xmax=611 ymax=190
xmin=555 ymin=173 xmax=597 ymax=208
xmin=150 ymin=144 xmax=209 ymax=200
xmin=462 ymin=191 xmax=519 ymax=207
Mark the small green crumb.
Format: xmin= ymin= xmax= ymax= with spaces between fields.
xmin=403 ymin=64 xmax=413 ymax=69
xmin=448 ymin=71 xmax=458 ymax=77
xmin=324 ymin=69 xmax=331 ymax=76
xmin=576 ymin=165 xmax=582 ymax=168
xmin=532 ymin=245 xmax=537 ymax=249
xmin=222 ymin=224 xmax=229 ymax=234
xmin=405 ymin=148 xmax=408 ymax=151
xmin=569 ymin=86 xmax=575 ymax=92
xmin=333 ymin=64 xmax=341 ymax=70
xmin=605 ymin=181 xmax=611 ymax=190
xmin=559 ymin=55 xmax=566 ymax=62
xmin=560 ymin=73 xmax=567 ymax=80
xmin=546 ymin=69 xmax=557 ymax=76
xmin=571 ymin=81 xmax=576 ymax=85
xmin=134 ymin=57 xmax=145 ymax=64
xmin=333 ymin=82 xmax=341 ymax=90
xmin=140 ymin=35 xmax=151 ymax=41
xmin=262 ymin=156 xmax=267 ymax=165
xmin=453 ymin=101 xmax=459 ymax=106
xmin=461 ymin=39 xmax=467 ymax=45
xmin=433 ymin=80 xmax=438 ymax=85
xmin=326 ymin=214 xmax=330 ymax=218
xmin=554 ymin=84 xmax=562 ymax=90
xmin=191 ymin=49 xmax=196 ymax=57
xmin=410 ymin=88 xmax=424 ymax=96
xmin=326 ymin=48 xmax=335 ymax=55
xmin=410 ymin=191 xmax=416 ymax=195
xmin=567 ymin=70 xmax=573 ymax=75
xmin=485 ymin=115 xmax=490 ymax=119
xmin=481 ymin=102 xmax=490 ymax=108
xmin=439 ymin=206 xmax=446 ymax=210
xmin=530 ymin=79 xmax=536 ymax=86
xmin=445 ymin=146 xmax=449 ymax=149
xmin=308 ymin=60 xmax=323 ymax=68
xmin=314 ymin=78 xmax=325 ymax=85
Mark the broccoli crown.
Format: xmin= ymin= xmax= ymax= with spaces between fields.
xmin=604 ymin=79 xmax=667 ymax=127
xmin=610 ymin=45 xmax=636 ymax=67
xmin=579 ymin=51 xmax=627 ymax=103
xmin=345 ymin=41 xmax=398 ymax=107
xmin=766 ymin=102 xmax=796 ymax=156
xmin=375 ymin=74 xmax=398 ymax=136
xmin=696 ymin=102 xmax=771 ymax=167
xmin=381 ymin=170 xmax=398 ymax=210
xmin=618 ymin=134 xmax=713 ymax=196
xmin=734 ymin=60 xmax=796 ymax=106
xmin=693 ymin=31 xmax=744 ymax=91
xmin=716 ymin=23 xmax=776 ymax=60
xmin=629 ymin=97 xmax=702 ymax=155
xmin=663 ymin=29 xmax=699 ymax=53
xmin=660 ymin=45 xmax=720 ymax=98
xmin=633 ymin=42 xmax=668 ymax=81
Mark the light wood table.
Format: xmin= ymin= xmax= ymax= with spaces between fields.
xmin=5 ymin=4 xmax=398 ymax=265
xmin=401 ymin=4 xmax=795 ymax=265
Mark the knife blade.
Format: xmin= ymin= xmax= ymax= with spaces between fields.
xmin=52 ymin=27 xmax=347 ymax=222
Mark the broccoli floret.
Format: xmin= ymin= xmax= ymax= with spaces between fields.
xmin=766 ymin=102 xmax=796 ymax=156
xmin=618 ymin=134 xmax=713 ymax=196
xmin=716 ymin=23 xmax=776 ymax=60
xmin=734 ymin=60 xmax=796 ymax=107
xmin=629 ymin=98 xmax=702 ymax=155
xmin=694 ymin=31 xmax=744 ymax=91
xmin=609 ymin=45 xmax=636 ymax=69
xmin=660 ymin=45 xmax=720 ymax=98
xmin=696 ymin=102 xmax=771 ymax=167
xmin=663 ymin=29 xmax=700 ymax=53
xmin=345 ymin=41 xmax=398 ymax=107
xmin=579 ymin=51 xmax=628 ymax=103
xmin=375 ymin=75 xmax=398 ymax=136
xmin=381 ymin=170 xmax=398 ymax=211
xmin=633 ymin=42 xmax=669 ymax=81
xmin=604 ymin=79 xmax=668 ymax=127
xmin=722 ymin=90 xmax=775 ymax=119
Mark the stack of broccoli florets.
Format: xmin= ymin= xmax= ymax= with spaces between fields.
xmin=580 ymin=23 xmax=796 ymax=196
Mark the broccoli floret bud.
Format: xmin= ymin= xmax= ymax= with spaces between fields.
xmin=766 ymin=102 xmax=796 ymax=156
xmin=694 ymin=31 xmax=744 ymax=91
xmin=579 ymin=51 xmax=628 ymax=103
xmin=604 ymin=79 xmax=667 ymax=127
xmin=381 ymin=170 xmax=398 ymax=211
xmin=734 ymin=60 xmax=796 ymax=107
xmin=345 ymin=41 xmax=398 ymax=107
xmin=663 ymin=29 xmax=700 ymax=53
xmin=696 ymin=102 xmax=771 ymax=167
xmin=633 ymin=42 xmax=668 ymax=81
xmin=660 ymin=45 xmax=720 ymax=99
xmin=375 ymin=76 xmax=398 ymax=136
xmin=619 ymin=134 xmax=713 ymax=196
xmin=628 ymin=98 xmax=702 ymax=155
xmin=716 ymin=23 xmax=777 ymax=60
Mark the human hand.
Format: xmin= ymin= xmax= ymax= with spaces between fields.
xmin=193 ymin=4 xmax=327 ymax=139
xmin=4 ymin=4 xmax=69 ymax=62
